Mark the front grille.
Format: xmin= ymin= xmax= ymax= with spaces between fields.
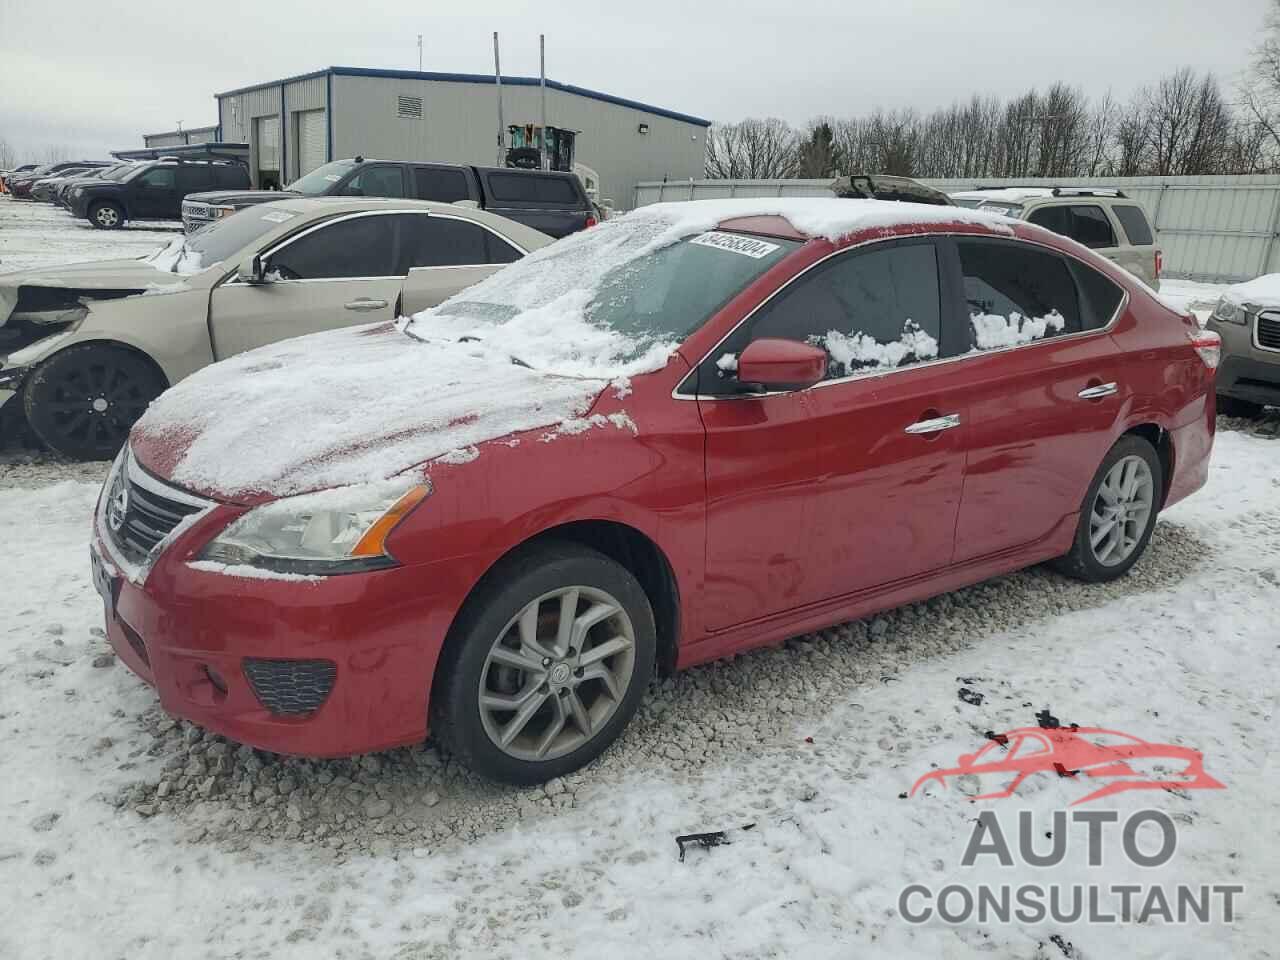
xmin=243 ymin=659 xmax=337 ymax=716
xmin=105 ymin=458 xmax=209 ymax=563
xmin=1257 ymin=313 xmax=1280 ymax=352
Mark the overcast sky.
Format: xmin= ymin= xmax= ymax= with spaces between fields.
xmin=0 ymin=0 xmax=1270 ymax=161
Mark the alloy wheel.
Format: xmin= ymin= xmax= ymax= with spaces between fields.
xmin=95 ymin=206 xmax=119 ymax=227
xmin=1088 ymin=454 xmax=1154 ymax=567
xmin=478 ymin=585 xmax=636 ymax=762
xmin=40 ymin=356 xmax=149 ymax=454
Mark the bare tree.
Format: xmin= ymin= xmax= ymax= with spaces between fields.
xmin=704 ymin=118 xmax=798 ymax=179
xmin=0 ymin=139 xmax=16 ymax=170
xmin=40 ymin=144 xmax=71 ymax=164
xmin=796 ymin=120 xmax=842 ymax=177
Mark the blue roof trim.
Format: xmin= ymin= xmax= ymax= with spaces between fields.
xmin=216 ymin=66 xmax=711 ymax=127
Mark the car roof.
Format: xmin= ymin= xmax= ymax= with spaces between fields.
xmin=950 ymin=188 xmax=1056 ymax=203
xmin=252 ymin=196 xmax=554 ymax=248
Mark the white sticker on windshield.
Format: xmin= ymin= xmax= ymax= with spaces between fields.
xmin=260 ymin=210 xmax=296 ymax=223
xmin=323 ymin=175 xmax=342 ymax=182
xmin=689 ymin=231 xmax=781 ymax=259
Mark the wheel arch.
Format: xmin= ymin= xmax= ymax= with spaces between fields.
xmin=1121 ymin=422 xmax=1173 ymax=508
xmin=29 ymin=338 xmax=169 ymax=392
xmin=438 ymin=518 xmax=683 ymax=688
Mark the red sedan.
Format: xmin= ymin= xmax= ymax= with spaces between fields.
xmin=90 ymin=199 xmax=1219 ymax=784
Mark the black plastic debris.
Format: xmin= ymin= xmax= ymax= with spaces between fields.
xmin=676 ymin=823 xmax=755 ymax=862
xmin=984 ymin=731 xmax=1010 ymax=746
xmin=1036 ymin=708 xmax=1061 ymax=729
xmin=959 ymin=688 xmax=984 ymax=706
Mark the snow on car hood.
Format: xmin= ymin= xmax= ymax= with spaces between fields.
xmin=130 ymin=322 xmax=614 ymax=500
xmin=1222 ymin=273 xmax=1280 ymax=309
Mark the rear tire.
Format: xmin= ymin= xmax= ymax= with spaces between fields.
xmin=1217 ymin=394 xmax=1263 ymax=419
xmin=1052 ymin=435 xmax=1163 ymax=583
xmin=23 ymin=344 xmax=165 ymax=460
xmin=432 ymin=541 xmax=656 ymax=785
xmin=88 ymin=201 xmax=124 ymax=230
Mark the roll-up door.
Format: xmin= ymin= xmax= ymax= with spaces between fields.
xmin=297 ymin=110 xmax=326 ymax=178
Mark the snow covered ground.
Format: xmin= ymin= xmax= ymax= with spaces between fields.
xmin=2 ymin=425 xmax=1277 ymax=960
xmin=0 ymin=196 xmax=179 ymax=274
xmin=1 ymin=197 xmax=1278 ymax=959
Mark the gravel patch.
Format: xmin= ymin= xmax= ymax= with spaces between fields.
xmin=0 ymin=450 xmax=111 ymax=489
xmin=102 ymin=519 xmax=1210 ymax=861
xmin=1217 ymin=408 xmax=1280 ymax=438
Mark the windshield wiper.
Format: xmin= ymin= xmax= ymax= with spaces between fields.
xmin=457 ymin=335 xmax=531 ymax=369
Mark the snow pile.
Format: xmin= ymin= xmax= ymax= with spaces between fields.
xmin=133 ymin=323 xmax=612 ymax=498
xmin=1221 ymin=272 xmax=1280 ymax=308
xmin=822 ymin=319 xmax=939 ymax=374
xmin=970 ymin=309 xmax=1065 ymax=350
xmin=145 ymin=237 xmax=207 ymax=276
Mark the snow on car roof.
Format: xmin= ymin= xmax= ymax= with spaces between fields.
xmin=949 ymin=188 xmax=1056 ymax=204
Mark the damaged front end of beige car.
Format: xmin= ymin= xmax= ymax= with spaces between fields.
xmin=0 ymin=271 xmax=185 ymax=460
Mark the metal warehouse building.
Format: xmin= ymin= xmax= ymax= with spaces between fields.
xmin=142 ymin=125 xmax=219 ymax=149
xmin=212 ymin=66 xmax=711 ymax=208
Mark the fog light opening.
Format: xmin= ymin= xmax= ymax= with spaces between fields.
xmin=203 ymin=665 xmax=229 ymax=702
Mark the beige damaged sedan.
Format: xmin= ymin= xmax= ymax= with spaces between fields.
xmin=0 ymin=198 xmax=551 ymax=459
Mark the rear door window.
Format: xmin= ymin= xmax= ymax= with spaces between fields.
xmin=136 ymin=168 xmax=176 ymax=190
xmin=413 ymin=167 xmax=472 ymax=202
xmin=269 ymin=214 xmax=399 ymax=279
xmin=1028 ymin=204 xmax=1117 ymax=249
xmin=176 ymin=166 xmax=214 ymax=193
xmin=337 ymin=165 xmax=407 ymax=198
xmin=397 ymin=215 xmax=488 ymax=269
xmin=957 ymin=239 xmax=1082 ymax=349
xmin=485 ymin=172 xmax=579 ymax=204
xmin=214 ymin=165 xmax=249 ymax=189
xmin=1111 ymin=205 xmax=1154 ymax=246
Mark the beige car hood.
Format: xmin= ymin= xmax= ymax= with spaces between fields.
xmin=0 ymin=258 xmax=192 ymax=327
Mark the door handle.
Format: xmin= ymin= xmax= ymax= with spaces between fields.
xmin=905 ymin=413 xmax=962 ymax=435
xmin=1078 ymin=382 xmax=1118 ymax=400
xmin=344 ymin=298 xmax=388 ymax=312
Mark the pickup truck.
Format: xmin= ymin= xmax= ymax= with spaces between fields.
xmin=183 ymin=157 xmax=596 ymax=238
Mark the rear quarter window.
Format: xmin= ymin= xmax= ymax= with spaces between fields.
xmin=1112 ymin=205 xmax=1154 ymax=246
xmin=486 ymin=172 xmax=580 ymax=205
xmin=1069 ymin=260 xmax=1125 ymax=330
xmin=214 ymin=165 xmax=250 ymax=189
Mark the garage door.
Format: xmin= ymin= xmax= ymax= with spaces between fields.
xmin=297 ymin=110 xmax=326 ymax=178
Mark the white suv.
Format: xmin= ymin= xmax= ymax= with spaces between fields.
xmin=949 ymin=187 xmax=1161 ymax=288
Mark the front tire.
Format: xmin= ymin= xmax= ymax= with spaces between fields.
xmin=23 ymin=344 xmax=165 ymax=460
xmin=1052 ymin=435 xmax=1162 ymax=583
xmin=88 ymin=200 xmax=124 ymax=230
xmin=432 ymin=542 xmax=657 ymax=785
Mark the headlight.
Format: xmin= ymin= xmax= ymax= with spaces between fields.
xmin=210 ymin=205 xmax=235 ymax=219
xmin=198 ymin=480 xmax=430 ymax=575
xmin=1211 ymin=297 xmax=1252 ymax=326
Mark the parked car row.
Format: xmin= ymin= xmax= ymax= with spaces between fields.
xmin=81 ymin=197 xmax=1218 ymax=784
xmin=0 ymin=197 xmax=553 ymax=457
xmin=2 ymin=159 xmax=112 ymax=198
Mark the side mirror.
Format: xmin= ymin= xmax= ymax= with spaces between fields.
xmin=236 ymin=254 xmax=266 ymax=284
xmin=735 ymin=338 xmax=827 ymax=391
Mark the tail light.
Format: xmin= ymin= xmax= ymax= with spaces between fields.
xmin=584 ymin=215 xmax=598 ymax=229
xmin=1188 ymin=329 xmax=1221 ymax=369
xmin=1155 ymin=250 xmax=1163 ymax=278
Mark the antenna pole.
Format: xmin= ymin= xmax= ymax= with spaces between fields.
xmin=539 ymin=34 xmax=547 ymax=170
xmin=493 ymin=32 xmax=505 ymax=166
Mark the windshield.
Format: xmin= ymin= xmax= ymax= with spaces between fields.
xmin=284 ymin=159 xmax=358 ymax=195
xmin=182 ymin=204 xmax=299 ymax=266
xmin=413 ymin=215 xmax=797 ymax=377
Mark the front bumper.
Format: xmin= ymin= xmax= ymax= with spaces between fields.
xmin=1207 ymin=315 xmax=1280 ymax=406
xmin=90 ymin=476 xmax=470 ymax=758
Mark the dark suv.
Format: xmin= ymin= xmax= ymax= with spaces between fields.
xmin=182 ymin=157 xmax=595 ymax=238
xmin=69 ymin=159 xmax=251 ymax=229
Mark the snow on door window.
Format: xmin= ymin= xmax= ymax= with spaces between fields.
xmin=957 ymin=240 xmax=1082 ymax=352
xmin=740 ymin=242 xmax=942 ymax=383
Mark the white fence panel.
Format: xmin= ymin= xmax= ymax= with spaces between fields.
xmin=633 ymin=175 xmax=1280 ymax=283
